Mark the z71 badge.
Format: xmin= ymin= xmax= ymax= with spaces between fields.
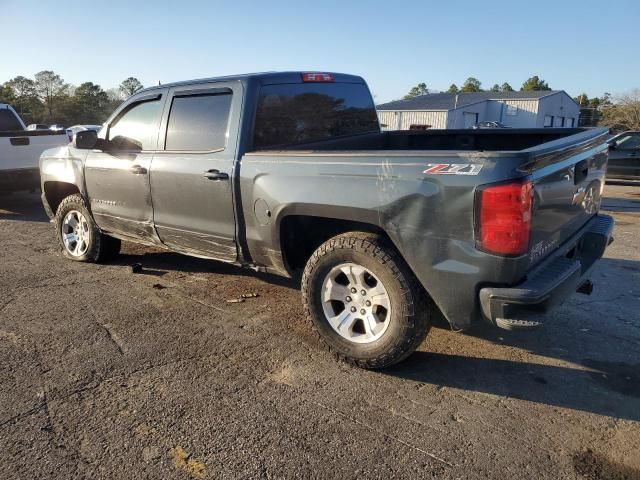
xmin=423 ymin=163 xmax=483 ymax=175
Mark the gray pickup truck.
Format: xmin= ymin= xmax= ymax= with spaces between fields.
xmin=39 ymin=71 xmax=614 ymax=368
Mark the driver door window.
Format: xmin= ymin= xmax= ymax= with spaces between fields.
xmin=108 ymin=100 xmax=162 ymax=151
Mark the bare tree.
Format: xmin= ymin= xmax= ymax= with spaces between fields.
xmin=106 ymin=88 xmax=125 ymax=102
xmin=601 ymin=89 xmax=640 ymax=131
xmin=34 ymin=70 xmax=69 ymax=121
xmin=119 ymin=77 xmax=143 ymax=98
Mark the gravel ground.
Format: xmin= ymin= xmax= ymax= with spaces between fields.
xmin=0 ymin=184 xmax=639 ymax=479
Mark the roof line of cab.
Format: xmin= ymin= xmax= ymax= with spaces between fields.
xmin=135 ymin=71 xmax=365 ymax=95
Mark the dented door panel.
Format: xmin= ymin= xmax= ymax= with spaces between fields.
xmin=85 ymin=151 xmax=156 ymax=239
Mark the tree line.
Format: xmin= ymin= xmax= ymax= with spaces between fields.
xmin=404 ymin=75 xmax=552 ymax=99
xmin=0 ymin=71 xmax=144 ymax=126
xmin=2 ymin=70 xmax=638 ymax=132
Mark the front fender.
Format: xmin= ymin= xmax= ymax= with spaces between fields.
xmin=39 ymin=145 xmax=87 ymax=187
xmin=39 ymin=146 xmax=89 ymax=217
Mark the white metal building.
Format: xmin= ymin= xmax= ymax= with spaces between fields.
xmin=377 ymin=91 xmax=580 ymax=130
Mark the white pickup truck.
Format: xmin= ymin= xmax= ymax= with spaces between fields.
xmin=0 ymin=104 xmax=68 ymax=193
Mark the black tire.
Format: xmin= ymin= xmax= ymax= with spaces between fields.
xmin=54 ymin=194 xmax=121 ymax=262
xmin=301 ymin=232 xmax=431 ymax=369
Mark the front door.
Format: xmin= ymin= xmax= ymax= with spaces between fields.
xmin=608 ymin=133 xmax=640 ymax=179
xmin=84 ymin=91 xmax=167 ymax=240
xmin=149 ymin=82 xmax=241 ymax=261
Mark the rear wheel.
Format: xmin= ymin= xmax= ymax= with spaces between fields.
xmin=302 ymin=232 xmax=431 ymax=369
xmin=55 ymin=194 xmax=121 ymax=262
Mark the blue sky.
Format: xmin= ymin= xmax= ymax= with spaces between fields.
xmin=1 ymin=0 xmax=638 ymax=102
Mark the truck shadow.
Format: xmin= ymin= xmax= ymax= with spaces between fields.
xmin=111 ymin=250 xmax=300 ymax=290
xmin=386 ymin=257 xmax=640 ymax=421
xmin=387 ymin=349 xmax=640 ymax=421
xmin=0 ymin=191 xmax=49 ymax=223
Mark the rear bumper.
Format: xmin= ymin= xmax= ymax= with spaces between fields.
xmin=479 ymin=214 xmax=614 ymax=329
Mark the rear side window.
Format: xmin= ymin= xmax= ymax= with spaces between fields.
xmin=109 ymin=99 xmax=162 ymax=151
xmin=0 ymin=109 xmax=23 ymax=131
xmin=253 ymin=83 xmax=379 ymax=150
xmin=165 ymin=92 xmax=232 ymax=151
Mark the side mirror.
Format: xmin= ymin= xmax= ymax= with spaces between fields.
xmin=73 ymin=130 xmax=98 ymax=149
xmin=607 ymin=140 xmax=617 ymax=150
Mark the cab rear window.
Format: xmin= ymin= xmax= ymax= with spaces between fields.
xmin=253 ymin=83 xmax=379 ymax=150
xmin=0 ymin=109 xmax=23 ymax=131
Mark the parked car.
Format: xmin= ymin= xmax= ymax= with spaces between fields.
xmin=39 ymin=71 xmax=614 ymax=368
xmin=607 ymin=131 xmax=640 ymax=181
xmin=66 ymin=124 xmax=102 ymax=142
xmin=1 ymin=104 xmax=68 ymax=193
xmin=472 ymin=121 xmax=510 ymax=129
xmin=49 ymin=124 xmax=67 ymax=131
xmin=26 ymin=123 xmax=50 ymax=130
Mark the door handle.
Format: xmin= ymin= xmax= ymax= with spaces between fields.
xmin=130 ymin=165 xmax=147 ymax=175
xmin=10 ymin=137 xmax=30 ymax=146
xmin=203 ymin=169 xmax=229 ymax=181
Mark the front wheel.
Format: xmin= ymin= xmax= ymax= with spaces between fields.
xmin=301 ymin=232 xmax=431 ymax=369
xmin=55 ymin=194 xmax=121 ymax=262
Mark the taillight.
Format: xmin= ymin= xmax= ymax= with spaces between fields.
xmin=476 ymin=181 xmax=533 ymax=256
xmin=301 ymin=72 xmax=334 ymax=82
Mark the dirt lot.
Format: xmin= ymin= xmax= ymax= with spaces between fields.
xmin=1 ymin=184 xmax=639 ymax=479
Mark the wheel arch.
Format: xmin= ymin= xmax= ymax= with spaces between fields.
xmin=272 ymin=204 xmax=391 ymax=274
xmin=278 ymin=210 xmax=391 ymax=273
xmin=43 ymin=181 xmax=82 ymax=215
xmin=276 ymin=206 xmax=449 ymax=329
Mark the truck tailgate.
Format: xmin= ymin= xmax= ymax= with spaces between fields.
xmin=526 ymin=129 xmax=609 ymax=267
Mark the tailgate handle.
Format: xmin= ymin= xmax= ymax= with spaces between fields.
xmin=574 ymin=160 xmax=588 ymax=184
xmin=10 ymin=137 xmax=29 ymax=146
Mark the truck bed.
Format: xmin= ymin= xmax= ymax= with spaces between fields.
xmin=242 ymin=126 xmax=609 ymax=329
xmin=255 ymin=128 xmax=590 ymax=153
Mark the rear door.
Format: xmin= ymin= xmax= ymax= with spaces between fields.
xmin=149 ymin=81 xmax=241 ymax=261
xmin=608 ymin=133 xmax=640 ymax=179
xmin=84 ymin=90 xmax=167 ymax=239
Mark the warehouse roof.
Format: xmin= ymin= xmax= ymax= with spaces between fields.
xmin=377 ymin=90 xmax=562 ymax=111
